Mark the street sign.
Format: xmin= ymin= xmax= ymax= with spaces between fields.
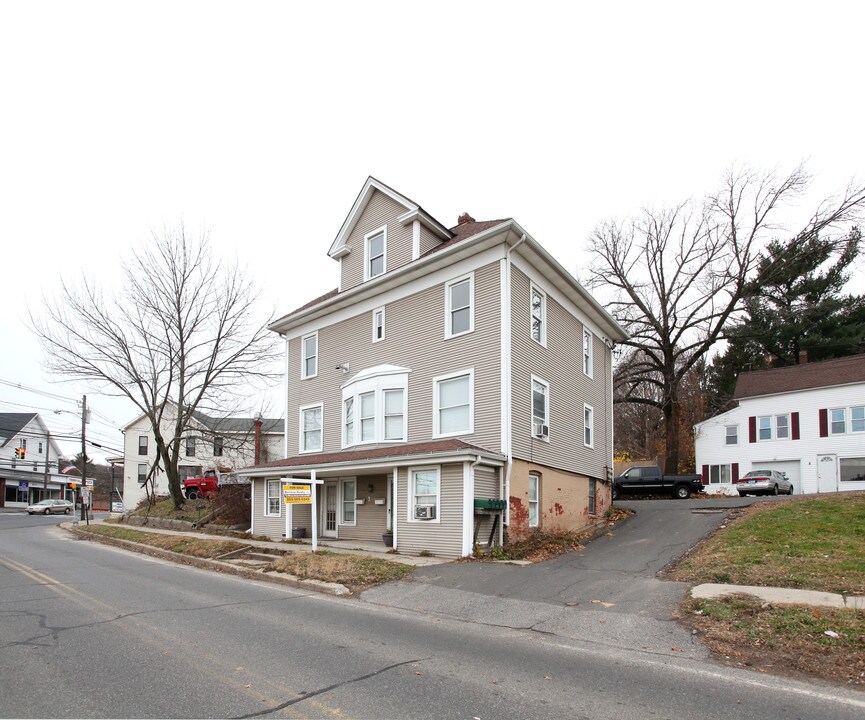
xmin=85 ymin=478 xmax=94 ymax=487
xmin=18 ymin=481 xmax=29 ymax=492
xmin=283 ymin=484 xmax=312 ymax=504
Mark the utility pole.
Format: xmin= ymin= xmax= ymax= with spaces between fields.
xmin=43 ymin=431 xmax=50 ymax=493
xmin=81 ymin=395 xmax=89 ymax=525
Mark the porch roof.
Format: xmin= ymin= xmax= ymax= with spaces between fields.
xmin=238 ymin=438 xmax=506 ymax=477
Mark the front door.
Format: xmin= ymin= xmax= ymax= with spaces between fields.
xmin=320 ymin=483 xmax=338 ymax=537
xmin=817 ymin=454 xmax=838 ymax=493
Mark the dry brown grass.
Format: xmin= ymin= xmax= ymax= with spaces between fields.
xmin=680 ymin=595 xmax=865 ymax=687
xmin=83 ymin=524 xmax=246 ymax=558
xmin=269 ymin=551 xmax=414 ymax=591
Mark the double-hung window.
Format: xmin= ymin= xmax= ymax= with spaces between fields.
xmin=359 ymin=392 xmax=375 ymax=442
xmin=528 ymin=473 xmax=539 ymax=527
xmin=583 ymin=329 xmax=593 ymax=377
xmin=758 ymin=416 xmax=773 ymax=440
xmin=365 ymin=227 xmax=386 ymax=280
xmin=434 ymin=370 xmax=473 ymax=437
xmin=758 ymin=414 xmax=790 ymax=441
xmin=213 ymin=436 xmax=224 ymax=456
xmin=584 ymin=404 xmax=594 ymax=448
xmin=588 ymin=478 xmax=596 ymax=514
xmin=372 ymin=307 xmax=385 ymax=342
xmin=852 ymin=406 xmax=865 ymax=433
xmin=410 ymin=467 xmax=440 ymax=522
xmin=531 ymin=376 xmax=549 ymax=439
xmin=137 ymin=463 xmax=147 ymax=485
xmin=725 ymin=425 xmax=738 ymax=445
xmin=341 ymin=365 xmax=409 ymax=447
xmin=300 ymin=404 xmax=323 ymax=453
xmin=530 ymin=284 xmax=546 ymax=345
xmin=138 ymin=436 xmax=148 ymax=455
xmin=445 ymin=273 xmax=473 ymax=338
xmin=341 ymin=479 xmax=356 ymax=525
xmin=265 ymin=479 xmax=281 ymax=517
xmin=383 ymin=389 xmax=405 ymax=441
xmin=831 ymin=408 xmax=847 ymax=434
xmin=301 ymin=332 xmax=318 ymax=379
xmin=776 ymin=414 xmax=790 ymax=439
xmin=185 ymin=436 xmax=196 ymax=457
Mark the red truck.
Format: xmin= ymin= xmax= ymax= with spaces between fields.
xmin=183 ymin=470 xmax=220 ymax=499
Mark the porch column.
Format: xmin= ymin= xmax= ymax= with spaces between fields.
xmin=311 ymin=469 xmax=318 ymax=552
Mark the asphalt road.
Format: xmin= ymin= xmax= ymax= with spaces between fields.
xmin=1 ymin=508 xmax=864 ymax=719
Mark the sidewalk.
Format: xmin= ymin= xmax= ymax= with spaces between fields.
xmin=65 ymin=517 xmax=446 ymax=567
xmin=692 ymin=582 xmax=865 ymax=610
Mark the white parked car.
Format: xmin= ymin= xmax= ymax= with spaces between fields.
xmin=26 ymin=499 xmax=74 ymax=515
xmin=735 ymin=470 xmax=794 ymax=497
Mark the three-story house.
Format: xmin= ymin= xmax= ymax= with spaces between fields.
xmin=243 ymin=178 xmax=627 ymax=557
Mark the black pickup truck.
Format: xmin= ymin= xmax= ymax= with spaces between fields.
xmin=612 ymin=466 xmax=704 ymax=500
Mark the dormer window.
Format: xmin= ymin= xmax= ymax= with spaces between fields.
xmin=365 ymin=226 xmax=387 ymax=280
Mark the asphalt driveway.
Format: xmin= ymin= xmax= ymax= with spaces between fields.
xmin=362 ymin=495 xmax=760 ymax=656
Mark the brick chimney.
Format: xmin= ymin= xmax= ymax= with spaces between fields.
xmin=457 ymin=212 xmax=475 ymax=225
xmin=254 ymin=419 xmax=263 ymax=464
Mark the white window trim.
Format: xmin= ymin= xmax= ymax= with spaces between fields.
xmin=299 ymin=402 xmax=324 ymax=454
xmin=341 ymin=368 xmax=409 ymax=448
xmin=364 ymin=225 xmax=387 ymax=281
xmin=264 ymin=479 xmax=282 ymax=517
xmin=340 ymin=477 xmax=357 ymax=527
xmin=408 ymin=465 xmax=441 ymax=525
xmin=433 ymin=368 xmax=475 ymax=438
xmin=852 ymin=406 xmax=865 ymax=434
xmin=444 ymin=272 xmax=475 ymax=339
xmin=583 ymin=329 xmax=593 ymax=378
xmin=584 ymin=403 xmax=594 ymax=449
xmin=301 ymin=331 xmax=319 ymax=380
xmin=708 ymin=463 xmax=732 ymax=484
xmin=725 ymin=425 xmax=738 ymax=446
xmin=530 ymin=283 xmax=547 ymax=347
xmin=383 ymin=388 xmax=406 ymax=442
xmin=372 ymin=306 xmax=385 ymax=343
xmin=757 ymin=414 xmax=790 ymax=441
xmin=528 ymin=473 xmax=540 ymax=528
xmin=530 ymin=375 xmax=550 ymax=441
xmin=831 ymin=406 xmax=864 ymax=435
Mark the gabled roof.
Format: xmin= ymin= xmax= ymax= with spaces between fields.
xmin=121 ymin=403 xmax=282 ymax=434
xmin=327 ymin=176 xmax=452 ymax=259
xmin=242 ymin=438 xmax=505 ymax=474
xmin=0 ymin=413 xmax=37 ymax=447
xmin=734 ymin=354 xmax=865 ymax=399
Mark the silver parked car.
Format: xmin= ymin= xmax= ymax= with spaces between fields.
xmin=26 ymin=499 xmax=74 ymax=515
xmin=736 ymin=470 xmax=794 ymax=496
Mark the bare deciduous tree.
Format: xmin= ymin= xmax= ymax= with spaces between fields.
xmin=32 ymin=225 xmax=280 ymax=508
xmin=590 ymin=165 xmax=865 ymax=472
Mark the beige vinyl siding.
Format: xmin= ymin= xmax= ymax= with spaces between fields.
xmin=510 ymin=267 xmax=611 ymax=479
xmin=339 ymin=190 xmax=414 ymax=292
xmin=287 ymin=261 xmax=502 ymax=456
xmin=473 ymin=464 xmax=501 ymax=545
xmin=338 ymin=474 xmax=388 ymax=541
xmin=290 ymin=503 xmax=312 ymax=534
xmin=419 ymin=225 xmax=442 ymax=256
xmin=396 ymin=463 xmax=465 ymax=558
xmin=252 ymin=479 xmax=284 ymax=539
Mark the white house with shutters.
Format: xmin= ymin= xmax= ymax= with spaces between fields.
xmin=694 ymin=354 xmax=865 ymax=494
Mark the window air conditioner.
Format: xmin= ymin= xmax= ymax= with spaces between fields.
xmin=533 ymin=423 xmax=549 ymax=438
xmin=414 ymin=504 xmax=436 ymax=520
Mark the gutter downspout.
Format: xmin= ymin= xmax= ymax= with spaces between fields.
xmin=503 ymin=233 xmax=527 ymax=527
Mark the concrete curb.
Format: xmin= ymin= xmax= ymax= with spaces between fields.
xmin=692 ymin=583 xmax=864 ymax=611
xmin=64 ymin=524 xmax=351 ymax=597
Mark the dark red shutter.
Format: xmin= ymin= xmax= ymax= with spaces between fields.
xmin=701 ymin=464 xmax=709 ymax=485
xmin=749 ymin=416 xmax=757 ymax=443
xmin=791 ymin=412 xmax=800 ymax=440
xmin=819 ymin=409 xmax=828 ymax=438
xmin=732 ymin=463 xmax=739 ymax=484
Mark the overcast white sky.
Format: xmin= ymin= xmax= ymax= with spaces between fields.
xmin=1 ymin=1 xmax=863 ymax=460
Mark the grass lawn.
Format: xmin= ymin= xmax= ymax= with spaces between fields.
xmin=669 ymin=492 xmax=865 ymax=687
xmin=128 ymin=496 xmax=214 ymax=522
xmin=78 ymin=524 xmax=414 ymax=593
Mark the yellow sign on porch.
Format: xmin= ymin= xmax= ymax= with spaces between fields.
xmin=283 ymin=484 xmax=312 ymax=504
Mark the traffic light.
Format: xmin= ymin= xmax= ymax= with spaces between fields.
xmin=15 ymin=447 xmax=25 ymax=459
xmin=69 ymin=482 xmax=77 ymax=490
